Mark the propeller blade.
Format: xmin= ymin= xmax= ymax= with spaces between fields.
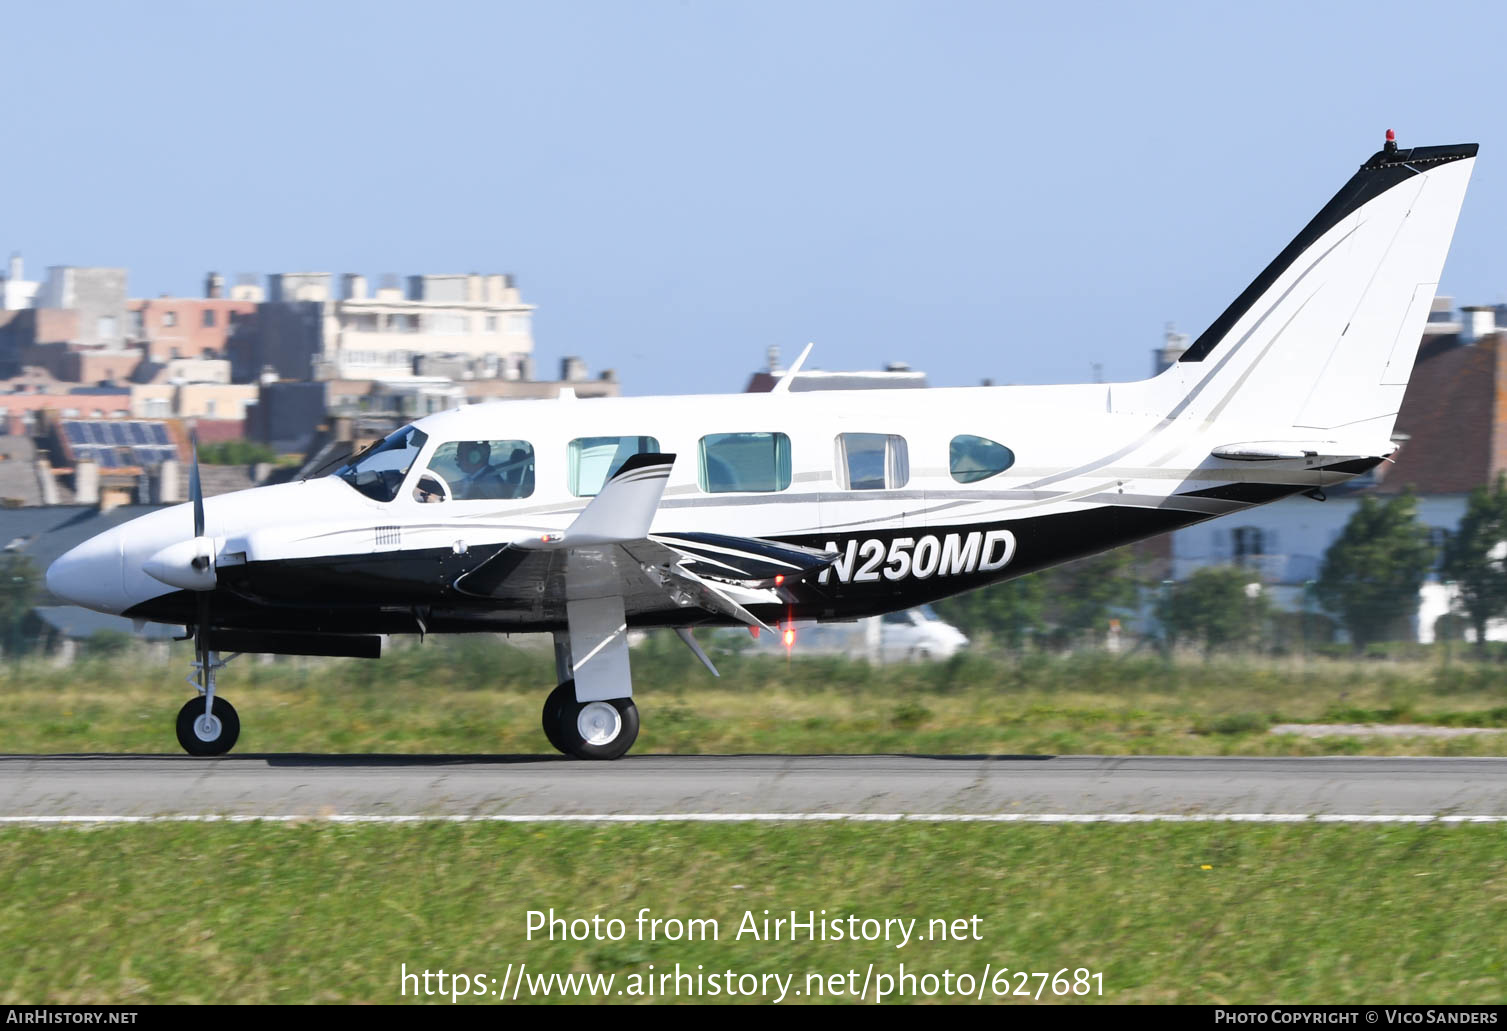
xmin=190 ymin=429 xmax=204 ymax=538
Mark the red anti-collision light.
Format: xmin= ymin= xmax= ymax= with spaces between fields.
xmin=1386 ymin=128 xmax=1396 ymax=142
xmin=774 ymin=574 xmax=785 ymax=585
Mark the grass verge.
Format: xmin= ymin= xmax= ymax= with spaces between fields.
xmin=4 ymin=635 xmax=1507 ymax=755
xmin=2 ymin=821 xmax=1503 ymax=1004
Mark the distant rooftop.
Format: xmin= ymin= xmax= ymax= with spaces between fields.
xmin=744 ymin=349 xmax=928 ymax=392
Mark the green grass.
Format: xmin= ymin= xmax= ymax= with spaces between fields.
xmin=2 ymin=821 xmax=1503 ymax=1003
xmin=4 ymin=634 xmax=1507 ymax=756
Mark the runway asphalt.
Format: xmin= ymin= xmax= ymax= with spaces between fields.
xmin=3 ymin=754 xmax=1507 ymax=821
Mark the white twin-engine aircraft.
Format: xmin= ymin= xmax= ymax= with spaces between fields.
xmin=47 ymin=134 xmax=1477 ymax=759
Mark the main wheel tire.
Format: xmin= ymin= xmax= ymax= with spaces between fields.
xmin=556 ymin=696 xmax=639 ymax=761
xmin=541 ymin=681 xmax=575 ymax=755
xmin=175 ymin=696 xmax=240 ymax=757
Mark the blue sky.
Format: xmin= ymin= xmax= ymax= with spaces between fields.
xmin=3 ymin=0 xmax=1503 ymax=394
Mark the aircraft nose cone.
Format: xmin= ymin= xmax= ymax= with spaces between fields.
xmin=46 ymin=530 xmax=126 ymax=614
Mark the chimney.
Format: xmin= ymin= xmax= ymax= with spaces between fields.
xmin=7 ymin=253 xmax=20 ymax=283
xmin=560 ymin=356 xmax=587 ymax=382
xmin=343 ymin=273 xmax=368 ymax=300
xmin=1463 ymin=306 xmax=1497 ymax=344
xmin=205 ymin=272 xmax=225 ymax=299
xmin=157 ymin=458 xmax=181 ymax=503
xmin=74 ymin=457 xmax=99 ymax=505
xmin=1153 ymin=321 xmax=1191 ymax=375
xmin=34 ymin=453 xmax=59 ymax=506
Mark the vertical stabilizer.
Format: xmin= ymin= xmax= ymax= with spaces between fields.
xmin=1153 ymin=137 xmax=1476 ymax=443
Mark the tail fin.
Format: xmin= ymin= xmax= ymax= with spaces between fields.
xmin=1155 ymin=138 xmax=1477 ymax=443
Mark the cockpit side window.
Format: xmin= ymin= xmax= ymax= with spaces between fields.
xmin=334 ymin=425 xmax=429 ymax=502
xmin=416 ymin=439 xmax=535 ymax=502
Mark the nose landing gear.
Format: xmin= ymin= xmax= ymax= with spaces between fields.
xmin=176 ymin=694 xmax=240 ymax=756
xmin=176 ymin=647 xmax=241 ymax=756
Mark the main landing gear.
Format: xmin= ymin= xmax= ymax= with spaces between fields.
xmin=175 ymin=647 xmax=241 ymax=756
xmin=542 ymin=681 xmax=640 ymax=761
xmin=543 ymin=628 xmax=640 ymax=760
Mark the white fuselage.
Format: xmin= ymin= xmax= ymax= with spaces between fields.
xmin=44 ymin=380 xmax=1350 ymax=628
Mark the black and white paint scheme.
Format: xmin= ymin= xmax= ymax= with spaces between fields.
xmin=46 ymin=135 xmax=1479 ymax=759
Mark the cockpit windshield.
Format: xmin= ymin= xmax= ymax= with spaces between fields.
xmin=334 ymin=425 xmax=429 ymax=502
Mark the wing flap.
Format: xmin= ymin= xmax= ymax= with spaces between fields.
xmin=1211 ymin=440 xmax=1397 ymax=463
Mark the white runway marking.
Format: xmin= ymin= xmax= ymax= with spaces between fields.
xmin=4 ymin=812 xmax=1507 ymax=827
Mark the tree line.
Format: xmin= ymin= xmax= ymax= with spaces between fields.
xmin=933 ymin=478 xmax=1507 ymax=656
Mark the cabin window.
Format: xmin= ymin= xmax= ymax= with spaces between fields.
xmin=335 ymin=425 xmax=429 ymax=502
xmin=835 ymin=433 xmax=908 ymax=490
xmin=569 ymin=435 xmax=661 ymax=496
xmin=949 ymin=434 xmax=1015 ymax=483
xmin=415 ymin=439 xmax=535 ymax=502
xmin=698 ymin=432 xmax=791 ymax=493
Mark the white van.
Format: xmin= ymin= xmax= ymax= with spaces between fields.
xmin=758 ymin=605 xmax=969 ymax=663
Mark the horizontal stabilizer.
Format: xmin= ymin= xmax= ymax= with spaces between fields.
xmin=1212 ymin=440 xmax=1397 ymax=463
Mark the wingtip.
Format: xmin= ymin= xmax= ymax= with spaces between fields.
xmin=611 ymin=452 xmax=676 ymax=478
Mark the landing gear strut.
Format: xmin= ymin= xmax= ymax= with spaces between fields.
xmin=545 ymin=632 xmax=638 ymax=759
xmin=176 ymin=639 xmax=241 ymax=757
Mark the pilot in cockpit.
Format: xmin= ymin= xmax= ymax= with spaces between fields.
xmin=456 ymin=441 xmax=508 ymax=500
xmin=411 ymin=439 xmax=535 ymax=502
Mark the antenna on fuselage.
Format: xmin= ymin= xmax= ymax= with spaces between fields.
xmin=769 ymin=342 xmax=814 ymax=394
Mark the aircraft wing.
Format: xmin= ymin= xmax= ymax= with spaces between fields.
xmin=452 ymin=455 xmax=836 ymax=630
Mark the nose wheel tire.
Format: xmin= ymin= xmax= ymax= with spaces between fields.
xmin=176 ymin=696 xmax=240 ymax=756
xmin=546 ymin=691 xmax=639 ymax=760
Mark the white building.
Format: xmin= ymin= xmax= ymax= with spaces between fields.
xmin=1 ymin=254 xmax=39 ymax=311
xmin=265 ymin=271 xmax=536 ymax=383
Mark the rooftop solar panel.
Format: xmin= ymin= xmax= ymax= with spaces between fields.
xmin=63 ymin=422 xmax=85 ymax=445
xmin=149 ymin=424 xmax=169 ymax=446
